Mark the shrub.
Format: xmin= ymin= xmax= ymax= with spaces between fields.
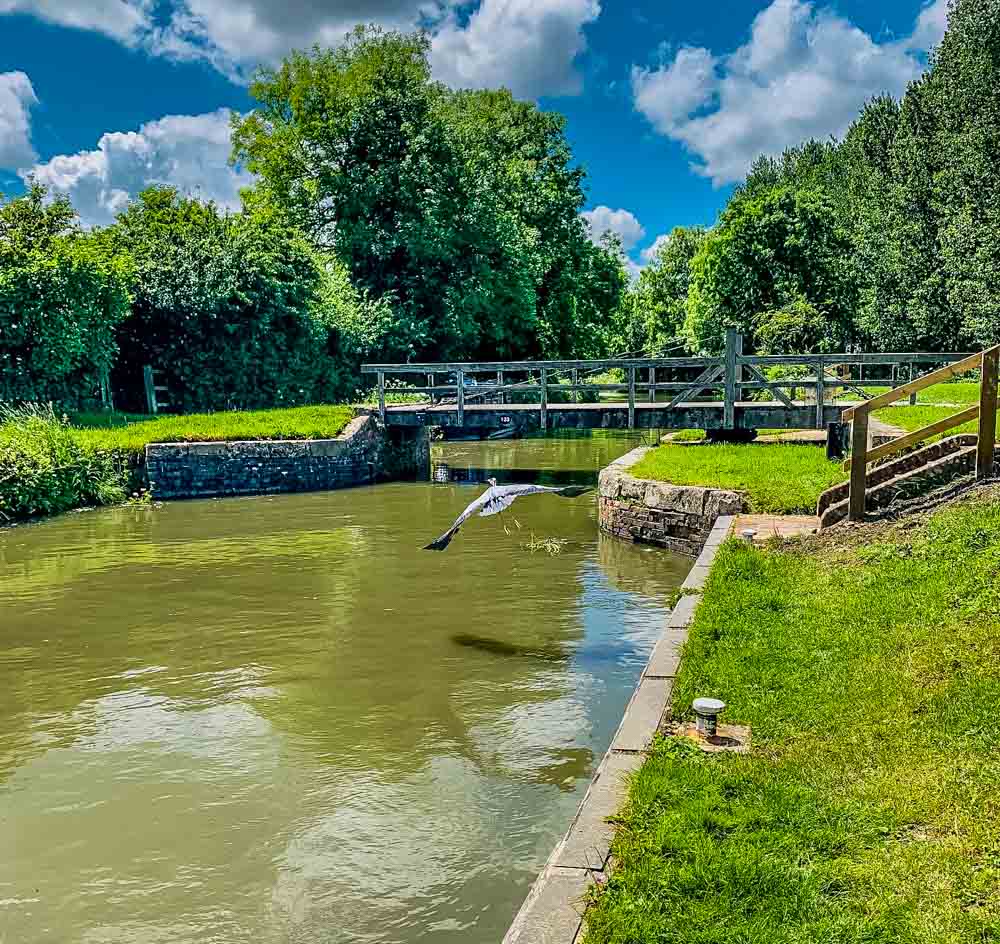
xmin=0 ymin=404 xmax=127 ymax=521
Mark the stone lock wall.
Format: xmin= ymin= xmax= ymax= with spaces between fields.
xmin=145 ymin=414 xmax=429 ymax=501
xmin=598 ymin=447 xmax=745 ymax=556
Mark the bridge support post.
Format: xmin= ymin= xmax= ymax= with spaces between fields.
xmin=540 ymin=367 xmax=547 ymax=430
xmin=627 ymin=367 xmax=636 ymax=428
xmin=976 ymin=347 xmax=998 ymax=480
xmin=456 ymin=369 xmax=465 ymax=426
xmin=723 ymin=328 xmax=740 ymax=429
xmin=377 ymin=371 xmax=386 ymax=422
xmin=815 ymin=360 xmax=825 ymax=429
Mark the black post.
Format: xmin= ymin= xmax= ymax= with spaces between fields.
xmin=826 ymin=422 xmax=849 ymax=461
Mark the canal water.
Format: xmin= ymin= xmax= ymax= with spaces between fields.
xmin=0 ymin=432 xmax=688 ymax=944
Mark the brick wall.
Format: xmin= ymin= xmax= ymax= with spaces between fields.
xmin=145 ymin=415 xmax=428 ymax=500
xmin=598 ymin=447 xmax=745 ymax=557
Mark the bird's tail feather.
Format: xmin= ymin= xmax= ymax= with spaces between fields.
xmin=423 ymin=527 xmax=458 ymax=551
xmin=557 ymin=486 xmax=593 ymax=498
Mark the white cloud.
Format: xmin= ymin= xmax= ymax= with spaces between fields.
xmin=582 ymin=205 xmax=645 ymax=251
xmin=640 ymin=233 xmax=670 ymax=264
xmin=0 ymin=0 xmax=152 ymax=46
xmin=0 ymin=71 xmax=37 ymax=169
xmin=631 ymin=0 xmax=948 ymax=186
xmin=429 ymin=0 xmax=600 ymax=98
xmin=1 ymin=0 xmax=601 ymax=99
xmin=25 ymin=109 xmax=252 ymax=227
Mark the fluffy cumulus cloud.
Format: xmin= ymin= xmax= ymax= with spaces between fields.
xmin=1 ymin=0 xmax=600 ymax=99
xmin=429 ymin=0 xmax=600 ymax=99
xmin=0 ymin=71 xmax=37 ymax=169
xmin=582 ymin=205 xmax=645 ymax=251
xmin=25 ymin=109 xmax=252 ymax=227
xmin=632 ymin=0 xmax=950 ymax=186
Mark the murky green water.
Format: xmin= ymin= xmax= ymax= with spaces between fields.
xmin=0 ymin=432 xmax=687 ymax=944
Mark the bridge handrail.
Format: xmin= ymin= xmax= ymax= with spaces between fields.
xmin=841 ymin=344 xmax=999 ymax=521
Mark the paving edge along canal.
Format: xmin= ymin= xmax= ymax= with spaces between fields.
xmin=502 ymin=501 xmax=736 ymax=944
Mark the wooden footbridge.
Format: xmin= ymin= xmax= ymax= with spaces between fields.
xmin=363 ymin=330 xmax=972 ymax=437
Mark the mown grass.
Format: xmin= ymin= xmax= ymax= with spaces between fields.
xmin=875 ymin=403 xmax=981 ymax=438
xmin=838 ymin=381 xmax=981 ymax=405
xmin=69 ymin=405 xmax=356 ymax=457
xmin=629 ymin=443 xmax=847 ymax=514
xmin=585 ymin=491 xmax=1000 ymax=944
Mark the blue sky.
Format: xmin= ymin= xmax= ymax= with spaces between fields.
xmin=0 ymin=0 xmax=947 ymax=270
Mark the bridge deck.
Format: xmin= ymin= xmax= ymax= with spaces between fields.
xmin=373 ymin=400 xmax=846 ymax=431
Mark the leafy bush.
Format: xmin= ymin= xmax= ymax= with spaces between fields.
xmin=0 ymin=404 xmax=127 ymax=521
xmin=0 ymin=186 xmax=131 ymax=407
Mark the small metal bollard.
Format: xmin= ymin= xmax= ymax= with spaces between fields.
xmin=692 ymin=697 xmax=726 ymax=737
xmin=741 ymin=528 xmax=756 ymax=544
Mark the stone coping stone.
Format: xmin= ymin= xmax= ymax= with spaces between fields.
xmin=556 ymin=752 xmax=644 ymax=872
xmin=612 ymin=677 xmax=673 ymax=753
xmin=502 ymin=868 xmax=590 ymax=944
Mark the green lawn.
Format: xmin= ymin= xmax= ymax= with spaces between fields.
xmin=584 ymin=490 xmax=1000 ymax=944
xmin=69 ymin=405 xmax=356 ymax=457
xmin=874 ymin=404 xmax=981 ymax=438
xmin=838 ymin=381 xmax=982 ymax=405
xmin=629 ymin=443 xmax=847 ymax=514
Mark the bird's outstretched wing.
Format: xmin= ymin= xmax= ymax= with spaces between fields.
xmin=423 ymin=486 xmax=496 ymax=551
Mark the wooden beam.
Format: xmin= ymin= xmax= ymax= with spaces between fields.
xmin=456 ymin=369 xmax=465 ymax=426
xmin=666 ymin=364 xmax=722 ymax=410
xmin=648 ymin=366 xmax=656 ymax=404
xmin=843 ymin=404 xmax=980 ymax=470
xmin=540 ymin=367 xmax=548 ymax=430
xmin=724 ymin=328 xmax=738 ymax=428
xmin=977 ymin=348 xmax=998 ymax=479
xmin=842 ymin=348 xmax=990 ymax=419
xmin=815 ymin=360 xmax=825 ymax=429
xmin=848 ymin=411 xmax=869 ymax=521
xmin=627 ymin=367 xmax=636 ymax=428
xmin=743 ymin=363 xmax=794 ymax=408
xmin=143 ymin=365 xmax=158 ymax=415
xmin=377 ymin=370 xmax=386 ymax=422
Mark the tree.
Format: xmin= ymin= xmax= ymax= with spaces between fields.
xmin=684 ymin=187 xmax=857 ymax=354
xmin=613 ymin=226 xmax=705 ymax=356
xmin=0 ymin=184 xmax=130 ymax=406
xmin=231 ymin=26 xmax=623 ymax=364
xmin=108 ymin=188 xmax=357 ymax=411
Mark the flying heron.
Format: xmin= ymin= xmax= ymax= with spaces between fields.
xmin=423 ymin=478 xmax=592 ymax=551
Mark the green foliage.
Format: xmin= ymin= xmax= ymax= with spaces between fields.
xmin=627 ymin=442 xmax=847 ymax=514
xmin=0 ymin=404 xmax=127 ymax=521
xmin=685 ymin=188 xmax=857 ymax=355
xmin=0 ymin=185 xmax=131 ymax=406
xmin=754 ymin=295 xmax=840 ymax=354
xmin=109 ymin=188 xmax=357 ymax=411
xmin=232 ymin=26 xmax=624 ymax=364
xmin=612 ymin=226 xmax=705 ymax=355
xmin=585 ymin=491 xmax=1000 ymax=942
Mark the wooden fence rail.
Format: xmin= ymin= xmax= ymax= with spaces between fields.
xmin=363 ymin=330 xmax=974 ymax=431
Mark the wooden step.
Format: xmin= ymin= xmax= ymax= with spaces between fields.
xmin=820 ymin=442 xmax=982 ymax=527
xmin=817 ymin=434 xmax=976 ymax=519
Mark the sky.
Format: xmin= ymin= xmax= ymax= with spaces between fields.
xmin=0 ymin=0 xmax=948 ymax=272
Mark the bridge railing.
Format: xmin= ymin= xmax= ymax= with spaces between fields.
xmin=362 ymin=330 xmax=974 ymax=429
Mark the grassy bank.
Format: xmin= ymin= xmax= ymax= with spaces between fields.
xmin=629 ymin=443 xmax=847 ymax=514
xmin=585 ymin=490 xmax=1000 ymax=943
xmin=1 ymin=405 xmax=356 ymax=523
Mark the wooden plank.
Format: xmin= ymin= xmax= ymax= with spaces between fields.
xmin=723 ymin=328 xmax=738 ymax=428
xmin=667 ymin=364 xmax=721 ymax=410
xmin=848 ymin=411 xmax=870 ymax=521
xmin=841 ymin=349 xmax=989 ymax=419
xmin=843 ymin=404 xmax=980 ymax=470
xmin=456 ymin=369 xmax=464 ymax=426
xmin=648 ymin=366 xmax=656 ymax=404
xmin=977 ymin=348 xmax=998 ymax=479
xmin=540 ymin=367 xmax=547 ymax=430
xmin=377 ymin=370 xmax=386 ymax=422
xmin=740 ymin=352 xmax=974 ymax=367
xmin=628 ymin=367 xmax=636 ymax=428
xmin=743 ymin=363 xmax=794 ymax=408
xmin=571 ymin=367 xmax=578 ymax=404
xmin=362 ymin=356 xmax=720 ymax=373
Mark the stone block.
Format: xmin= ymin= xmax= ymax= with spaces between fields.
xmin=612 ymin=677 xmax=672 ymax=752
xmin=308 ymin=439 xmax=347 ymax=458
xmin=503 ymin=869 xmax=589 ymax=944
xmin=645 ymin=628 xmax=687 ymax=679
xmin=556 ymin=753 xmax=643 ymax=871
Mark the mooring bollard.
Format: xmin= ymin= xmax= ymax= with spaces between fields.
xmin=741 ymin=528 xmax=756 ymax=543
xmin=692 ymin=697 xmax=726 ymax=738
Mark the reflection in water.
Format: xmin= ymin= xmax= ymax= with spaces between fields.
xmin=0 ymin=431 xmax=687 ymax=944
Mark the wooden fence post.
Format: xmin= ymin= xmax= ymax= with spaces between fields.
xmin=976 ymin=347 xmax=998 ymax=480
xmin=540 ymin=367 xmax=548 ymax=430
xmin=572 ymin=367 xmax=579 ymax=404
xmin=815 ymin=359 xmax=825 ymax=429
xmin=848 ymin=410 xmax=869 ymax=521
xmin=627 ymin=367 xmax=636 ymax=428
xmin=427 ymin=372 xmax=435 ymax=405
xmin=648 ymin=366 xmax=656 ymax=404
xmin=723 ymin=328 xmax=739 ymax=429
xmin=456 ymin=369 xmax=465 ymax=426
xmin=497 ymin=370 xmax=504 ymax=405
xmin=143 ymin=365 xmax=158 ymax=415
xmin=377 ymin=370 xmax=386 ymax=422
